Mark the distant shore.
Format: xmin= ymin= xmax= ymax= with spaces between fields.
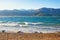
xmin=0 ymin=16 xmax=60 ymax=17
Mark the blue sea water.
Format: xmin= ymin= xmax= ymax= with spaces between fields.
xmin=0 ymin=16 xmax=60 ymax=23
xmin=0 ymin=16 xmax=60 ymax=33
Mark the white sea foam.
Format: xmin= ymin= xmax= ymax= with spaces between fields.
xmin=0 ymin=22 xmax=60 ymax=33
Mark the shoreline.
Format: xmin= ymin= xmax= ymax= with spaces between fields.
xmin=0 ymin=32 xmax=60 ymax=40
xmin=0 ymin=16 xmax=60 ymax=17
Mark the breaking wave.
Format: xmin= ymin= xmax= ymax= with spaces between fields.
xmin=0 ymin=22 xmax=60 ymax=33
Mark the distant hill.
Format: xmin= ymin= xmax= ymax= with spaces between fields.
xmin=35 ymin=7 xmax=60 ymax=16
xmin=0 ymin=7 xmax=60 ymax=16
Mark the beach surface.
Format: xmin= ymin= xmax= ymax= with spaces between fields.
xmin=0 ymin=32 xmax=60 ymax=40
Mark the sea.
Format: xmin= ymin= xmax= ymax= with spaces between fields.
xmin=0 ymin=16 xmax=60 ymax=33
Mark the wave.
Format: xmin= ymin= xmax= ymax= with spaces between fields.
xmin=0 ymin=26 xmax=59 ymax=33
xmin=0 ymin=22 xmax=60 ymax=33
xmin=0 ymin=22 xmax=44 ymax=26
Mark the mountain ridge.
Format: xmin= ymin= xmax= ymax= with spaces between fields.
xmin=0 ymin=7 xmax=60 ymax=16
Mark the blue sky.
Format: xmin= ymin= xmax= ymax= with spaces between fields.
xmin=0 ymin=0 xmax=60 ymax=10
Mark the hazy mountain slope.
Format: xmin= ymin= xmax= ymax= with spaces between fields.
xmin=0 ymin=8 xmax=60 ymax=16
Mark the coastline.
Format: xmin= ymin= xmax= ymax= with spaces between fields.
xmin=0 ymin=16 xmax=60 ymax=17
xmin=0 ymin=16 xmax=59 ymax=40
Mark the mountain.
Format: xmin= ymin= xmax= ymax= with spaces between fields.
xmin=36 ymin=7 xmax=60 ymax=16
xmin=0 ymin=7 xmax=60 ymax=16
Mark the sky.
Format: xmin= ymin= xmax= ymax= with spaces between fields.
xmin=0 ymin=0 xmax=60 ymax=10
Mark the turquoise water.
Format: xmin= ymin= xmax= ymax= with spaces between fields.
xmin=0 ymin=16 xmax=60 ymax=33
xmin=0 ymin=16 xmax=60 ymax=23
xmin=0 ymin=16 xmax=60 ymax=26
